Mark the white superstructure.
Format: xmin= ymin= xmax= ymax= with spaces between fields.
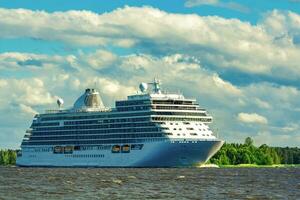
xmin=17 ymin=79 xmax=223 ymax=167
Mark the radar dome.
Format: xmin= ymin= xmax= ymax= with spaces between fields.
xmin=57 ymin=98 xmax=64 ymax=108
xmin=139 ymin=83 xmax=148 ymax=93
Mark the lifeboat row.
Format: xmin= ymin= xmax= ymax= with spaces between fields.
xmin=53 ymin=146 xmax=74 ymax=154
xmin=111 ymin=144 xmax=144 ymax=153
xmin=112 ymin=145 xmax=130 ymax=153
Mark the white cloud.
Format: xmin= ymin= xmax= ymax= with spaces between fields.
xmin=0 ymin=79 xmax=8 ymax=87
xmin=212 ymin=74 xmax=242 ymax=96
xmin=237 ymin=112 xmax=268 ymax=125
xmin=281 ymin=123 xmax=299 ymax=132
xmin=79 ymin=50 xmax=118 ymax=70
xmin=185 ymin=0 xmax=219 ymax=7
xmin=1 ymin=51 xmax=300 ymax=148
xmin=184 ymin=0 xmax=250 ymax=13
xmin=254 ymin=98 xmax=271 ymax=109
xmin=244 ymin=82 xmax=300 ymax=112
xmin=1 ymin=7 xmax=300 ymax=148
xmin=261 ymin=10 xmax=300 ymax=45
xmin=253 ymin=131 xmax=300 ymax=147
xmin=1 ymin=7 xmax=300 ymax=80
xmin=19 ymin=104 xmax=38 ymax=115
xmin=84 ymin=77 xmax=136 ymax=101
xmin=5 ymin=79 xmax=52 ymax=104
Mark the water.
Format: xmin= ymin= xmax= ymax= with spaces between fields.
xmin=0 ymin=167 xmax=299 ymax=200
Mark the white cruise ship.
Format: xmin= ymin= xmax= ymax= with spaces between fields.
xmin=16 ymin=79 xmax=224 ymax=167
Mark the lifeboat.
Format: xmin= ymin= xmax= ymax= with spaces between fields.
xmin=53 ymin=146 xmax=63 ymax=154
xmin=121 ymin=145 xmax=130 ymax=153
xmin=64 ymin=146 xmax=74 ymax=154
xmin=112 ymin=145 xmax=120 ymax=153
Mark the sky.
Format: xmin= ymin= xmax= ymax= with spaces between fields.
xmin=0 ymin=0 xmax=300 ymax=149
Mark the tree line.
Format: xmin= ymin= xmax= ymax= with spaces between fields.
xmin=209 ymin=137 xmax=300 ymax=165
xmin=0 ymin=137 xmax=299 ymax=166
xmin=0 ymin=149 xmax=16 ymax=165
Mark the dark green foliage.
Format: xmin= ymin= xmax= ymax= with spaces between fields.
xmin=0 ymin=150 xmax=16 ymax=165
xmin=244 ymin=137 xmax=254 ymax=146
xmin=210 ymin=137 xmax=300 ymax=165
xmin=274 ymin=147 xmax=300 ymax=164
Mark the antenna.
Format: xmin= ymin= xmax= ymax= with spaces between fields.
xmin=148 ymin=78 xmax=161 ymax=94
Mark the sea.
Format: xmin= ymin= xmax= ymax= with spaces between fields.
xmin=0 ymin=166 xmax=299 ymax=200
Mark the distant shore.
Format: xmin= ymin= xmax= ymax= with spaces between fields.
xmin=220 ymin=164 xmax=300 ymax=168
xmin=2 ymin=164 xmax=300 ymax=168
xmin=198 ymin=163 xmax=300 ymax=168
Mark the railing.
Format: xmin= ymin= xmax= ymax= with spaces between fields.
xmin=45 ymin=107 xmax=111 ymax=114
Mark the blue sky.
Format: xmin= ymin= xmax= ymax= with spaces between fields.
xmin=0 ymin=0 xmax=300 ymax=148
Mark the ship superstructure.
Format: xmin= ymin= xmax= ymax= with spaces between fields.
xmin=17 ymin=80 xmax=224 ymax=167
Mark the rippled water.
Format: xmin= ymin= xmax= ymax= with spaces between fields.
xmin=0 ymin=166 xmax=299 ymax=200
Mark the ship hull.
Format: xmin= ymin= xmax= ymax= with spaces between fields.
xmin=16 ymin=139 xmax=223 ymax=167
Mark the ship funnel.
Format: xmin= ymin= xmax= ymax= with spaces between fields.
xmin=73 ymin=88 xmax=105 ymax=110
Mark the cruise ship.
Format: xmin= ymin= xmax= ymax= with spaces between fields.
xmin=16 ymin=79 xmax=224 ymax=167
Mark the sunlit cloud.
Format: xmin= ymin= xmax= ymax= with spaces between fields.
xmin=184 ymin=0 xmax=250 ymax=13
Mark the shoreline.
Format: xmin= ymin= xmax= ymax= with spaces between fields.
xmin=195 ymin=163 xmax=300 ymax=168
xmin=1 ymin=164 xmax=300 ymax=168
xmin=218 ymin=164 xmax=300 ymax=168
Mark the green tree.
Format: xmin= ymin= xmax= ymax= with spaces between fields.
xmin=226 ymin=146 xmax=237 ymax=165
xmin=0 ymin=150 xmax=9 ymax=165
xmin=244 ymin=137 xmax=254 ymax=146
xmin=0 ymin=149 xmax=17 ymax=165
xmin=8 ymin=150 xmax=16 ymax=165
xmin=236 ymin=148 xmax=252 ymax=164
xmin=210 ymin=137 xmax=300 ymax=165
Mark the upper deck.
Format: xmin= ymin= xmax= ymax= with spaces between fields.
xmin=21 ymin=79 xmax=216 ymax=147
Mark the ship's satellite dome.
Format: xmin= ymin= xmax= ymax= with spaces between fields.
xmin=57 ymin=98 xmax=64 ymax=107
xmin=139 ymin=82 xmax=148 ymax=93
xmin=73 ymin=88 xmax=105 ymax=110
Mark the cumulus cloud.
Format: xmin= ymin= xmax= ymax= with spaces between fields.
xmin=254 ymin=98 xmax=271 ymax=109
xmin=1 ymin=49 xmax=300 ymax=147
xmin=261 ymin=9 xmax=300 ymax=46
xmin=0 ymin=52 xmax=77 ymax=72
xmin=1 ymin=7 xmax=300 ymax=148
xmin=1 ymin=7 xmax=300 ymax=80
xmin=0 ymin=78 xmax=57 ymax=107
xmin=185 ymin=0 xmax=219 ymax=7
xmin=212 ymin=74 xmax=242 ymax=96
xmin=253 ymin=131 xmax=300 ymax=147
xmin=0 ymin=50 xmax=244 ymax=113
xmin=78 ymin=50 xmax=118 ymax=70
xmin=0 ymin=79 xmax=8 ymax=87
xmin=237 ymin=112 xmax=268 ymax=125
xmin=281 ymin=123 xmax=299 ymax=132
xmin=184 ymin=0 xmax=250 ymax=13
xmin=84 ymin=77 xmax=137 ymax=101
xmin=19 ymin=104 xmax=38 ymax=115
